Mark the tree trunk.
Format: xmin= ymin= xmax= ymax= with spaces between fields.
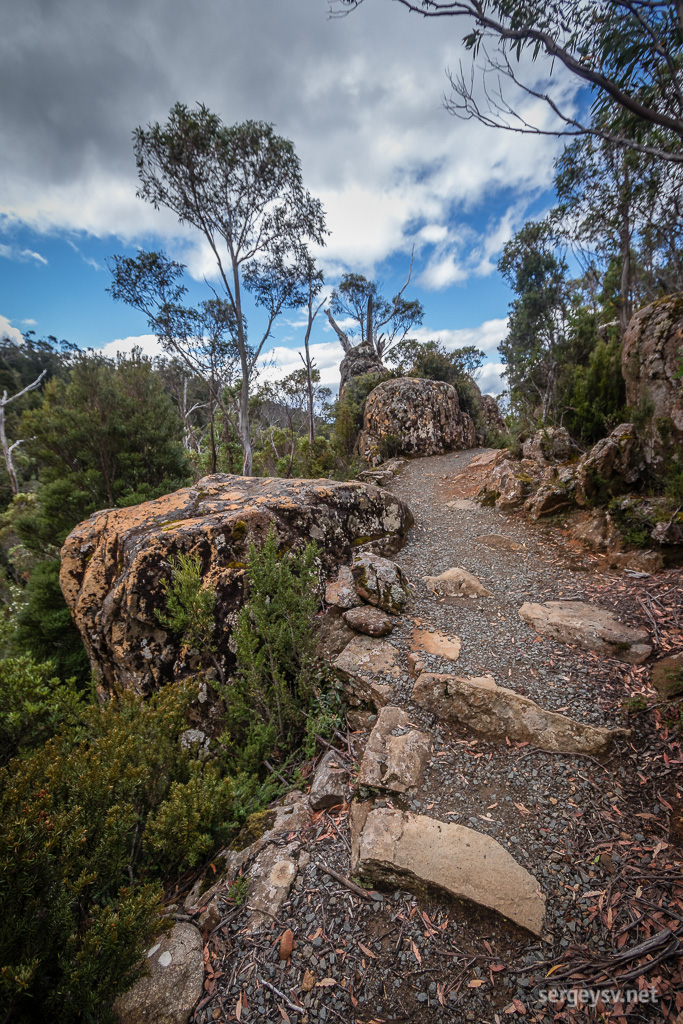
xmin=239 ymin=373 xmax=252 ymax=476
xmin=0 ymin=398 xmax=18 ymax=495
xmin=366 ymin=292 xmax=373 ymax=349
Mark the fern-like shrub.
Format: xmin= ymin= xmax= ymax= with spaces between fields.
xmin=223 ymin=525 xmax=322 ymax=772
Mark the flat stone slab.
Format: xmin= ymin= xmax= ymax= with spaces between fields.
xmin=412 ymin=672 xmax=627 ymax=754
xmin=518 ymin=600 xmax=652 ymax=664
xmin=351 ymin=804 xmax=546 ymax=937
xmin=423 ymin=567 xmax=491 ymax=599
xmin=409 ymin=622 xmax=461 ymax=663
xmin=343 ymin=605 xmax=395 ymax=637
xmin=358 ymin=706 xmax=432 ymax=794
xmin=113 ymin=922 xmax=204 ymax=1024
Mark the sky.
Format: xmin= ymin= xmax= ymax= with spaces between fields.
xmin=0 ymin=0 xmax=575 ymax=396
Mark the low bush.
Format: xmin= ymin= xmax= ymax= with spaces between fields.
xmin=0 ymin=680 xmax=255 ymax=1023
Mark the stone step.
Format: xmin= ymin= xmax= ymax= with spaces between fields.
xmin=357 ymin=706 xmax=432 ymax=794
xmin=350 ymin=803 xmax=546 ymax=937
xmin=412 ymin=671 xmax=627 ymax=754
xmin=519 ymin=599 xmax=652 ymax=664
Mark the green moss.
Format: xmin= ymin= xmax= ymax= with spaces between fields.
xmin=232 ymin=520 xmax=248 ymax=542
xmin=229 ymin=808 xmax=276 ymax=851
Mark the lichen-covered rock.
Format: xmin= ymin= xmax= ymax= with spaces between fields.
xmin=478 ymin=393 xmax=507 ymax=434
xmin=113 ymin=923 xmax=203 ymax=1024
xmin=478 ymin=457 xmax=538 ymax=510
xmin=325 ymin=565 xmax=362 ymax=609
xmin=339 ymin=341 xmax=387 ymax=398
xmin=61 ymin=474 xmax=413 ymax=696
xmin=522 ymin=426 xmax=572 ymax=463
xmin=570 ymin=510 xmax=621 ymax=552
xmin=332 ymin=635 xmax=399 ymax=709
xmin=621 ymin=295 xmax=683 ymax=463
xmin=351 ymin=551 xmax=411 ymax=613
xmin=358 ymin=378 xmax=476 ymax=463
xmin=523 ymin=466 xmax=575 ymax=519
xmin=575 ymin=424 xmax=643 ymax=505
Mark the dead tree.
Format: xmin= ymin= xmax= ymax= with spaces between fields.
xmin=0 ymin=370 xmax=46 ymax=493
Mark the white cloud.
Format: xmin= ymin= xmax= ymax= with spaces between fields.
xmin=0 ymin=315 xmax=25 ymax=345
xmin=100 ymin=334 xmax=163 ymax=360
xmin=0 ymin=243 xmax=47 ymax=265
xmin=259 ymin=341 xmax=344 ymax=390
xmin=21 ymin=317 xmax=37 ymax=326
xmin=413 ymin=317 xmax=508 ymax=360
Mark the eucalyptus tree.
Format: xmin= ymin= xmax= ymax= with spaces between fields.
xmin=325 ymin=259 xmax=423 ymax=360
xmin=112 ymin=104 xmax=326 ymax=475
xmin=331 ymin=1 xmax=683 ymax=163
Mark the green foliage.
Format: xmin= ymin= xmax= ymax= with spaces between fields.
xmin=156 ymin=552 xmax=217 ymax=660
xmin=560 ymin=336 xmax=627 ymax=445
xmin=0 ymin=653 xmax=91 ymax=767
xmin=332 ymin=370 xmax=393 ymax=457
xmin=378 ymin=433 xmax=403 ymax=460
xmin=224 ymin=525 xmax=321 ymax=772
xmin=14 ymin=559 xmax=91 ymax=683
xmin=329 ymin=272 xmax=423 ymax=357
xmin=22 ymin=348 xmax=190 ymax=524
xmin=0 ymin=681 xmax=209 ymax=1021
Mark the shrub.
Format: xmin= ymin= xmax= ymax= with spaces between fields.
xmin=0 ymin=680 xmax=246 ymax=1022
xmin=0 ymin=653 xmax=91 ymax=767
xmin=155 ymin=552 xmax=221 ymax=681
xmin=223 ymin=525 xmax=322 ymax=772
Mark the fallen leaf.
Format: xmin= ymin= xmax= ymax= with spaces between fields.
xmin=411 ymin=939 xmax=422 ymax=965
xmin=302 ymin=969 xmax=316 ymax=992
xmin=468 ymin=979 xmax=485 ymax=988
xmin=279 ymin=928 xmax=294 ymax=962
xmin=357 ymin=941 xmax=377 ymax=959
xmin=316 ymin=978 xmax=336 ymax=988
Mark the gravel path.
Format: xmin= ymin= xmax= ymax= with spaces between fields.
xmin=202 ymin=450 xmax=682 ymax=1024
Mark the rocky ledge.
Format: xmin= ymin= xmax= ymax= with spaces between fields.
xmin=60 ymin=474 xmax=413 ymax=696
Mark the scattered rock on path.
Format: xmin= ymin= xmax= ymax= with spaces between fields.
xmin=423 ymin=566 xmax=491 ymax=599
xmin=518 ymin=600 xmax=652 ymax=664
xmin=351 ymin=551 xmax=411 ymax=614
xmin=358 ymin=706 xmax=432 ymax=794
xmin=350 ymin=804 xmax=546 ymax=937
xmin=412 ymin=672 xmax=627 ymax=754
xmin=309 ymin=750 xmax=350 ymax=810
xmin=343 ymin=605 xmax=395 ymax=637
xmin=113 ymin=922 xmax=203 ymax=1024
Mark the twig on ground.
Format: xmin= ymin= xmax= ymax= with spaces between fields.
xmin=317 ymin=861 xmax=373 ymax=900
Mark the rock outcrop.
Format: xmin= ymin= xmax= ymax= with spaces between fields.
xmin=519 ymin=600 xmax=652 ymax=663
xmin=621 ymin=295 xmax=683 ymax=463
xmin=350 ymin=804 xmax=546 ymax=937
xmin=412 ymin=672 xmax=626 ymax=754
xmin=61 ymin=474 xmax=413 ymax=696
xmin=113 ymin=922 xmax=204 ymax=1024
xmin=358 ymin=378 xmax=476 ymax=464
xmin=339 ymin=341 xmax=387 ymax=398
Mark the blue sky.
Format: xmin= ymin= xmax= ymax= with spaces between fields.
xmin=1 ymin=0 xmax=575 ymax=395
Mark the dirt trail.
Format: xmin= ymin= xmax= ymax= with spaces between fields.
xmin=205 ymin=450 xmax=682 ymax=1024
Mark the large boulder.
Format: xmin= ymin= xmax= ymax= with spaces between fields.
xmin=358 ymin=378 xmax=476 ymax=463
xmin=60 ymin=474 xmax=413 ymax=696
xmin=621 ymin=295 xmax=683 ymax=463
xmin=478 ymin=393 xmax=507 ymax=434
xmin=339 ymin=341 xmax=387 ymax=397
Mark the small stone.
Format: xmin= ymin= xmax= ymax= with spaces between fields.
xmin=343 ymin=605 xmax=395 ymax=637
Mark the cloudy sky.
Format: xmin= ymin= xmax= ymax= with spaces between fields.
xmin=0 ymin=0 xmax=573 ymax=394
